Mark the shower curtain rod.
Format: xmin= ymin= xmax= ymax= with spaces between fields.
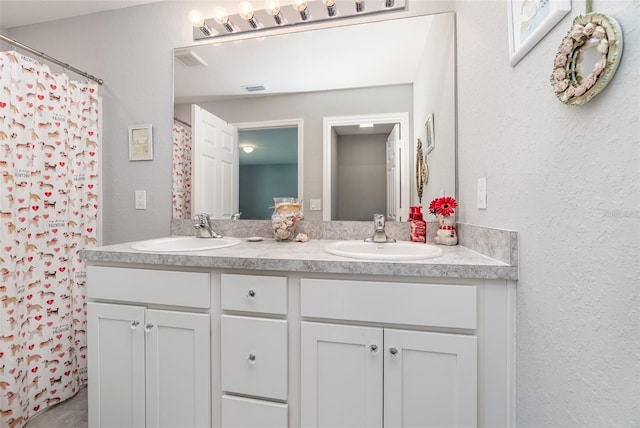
xmin=174 ymin=117 xmax=191 ymax=128
xmin=0 ymin=34 xmax=104 ymax=85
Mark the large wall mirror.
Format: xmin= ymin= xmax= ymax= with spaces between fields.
xmin=173 ymin=12 xmax=456 ymax=222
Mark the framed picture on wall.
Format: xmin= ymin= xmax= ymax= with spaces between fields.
xmin=425 ymin=113 xmax=435 ymax=154
xmin=507 ymin=0 xmax=571 ymax=66
xmin=128 ymin=124 xmax=153 ymax=161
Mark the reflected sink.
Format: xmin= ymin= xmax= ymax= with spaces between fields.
xmin=130 ymin=236 xmax=241 ymax=252
xmin=324 ymin=240 xmax=443 ymax=261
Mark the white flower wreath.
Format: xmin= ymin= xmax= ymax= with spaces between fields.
xmin=550 ymin=13 xmax=623 ymax=106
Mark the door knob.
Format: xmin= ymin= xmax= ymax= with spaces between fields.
xmin=389 ymin=347 xmax=399 ymax=356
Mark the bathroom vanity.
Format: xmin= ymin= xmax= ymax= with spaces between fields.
xmin=83 ymin=234 xmax=517 ymax=428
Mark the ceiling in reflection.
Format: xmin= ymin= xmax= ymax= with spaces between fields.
xmin=174 ymin=16 xmax=433 ymax=104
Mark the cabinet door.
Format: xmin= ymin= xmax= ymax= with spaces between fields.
xmin=144 ymin=309 xmax=211 ymax=428
xmin=87 ymin=302 xmax=146 ymax=428
xmin=301 ymin=322 xmax=383 ymax=428
xmin=384 ymin=329 xmax=477 ymax=428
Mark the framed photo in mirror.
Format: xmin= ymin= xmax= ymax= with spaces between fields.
xmin=425 ymin=113 xmax=435 ymax=154
xmin=507 ymin=0 xmax=571 ymax=66
xmin=128 ymin=124 xmax=153 ymax=161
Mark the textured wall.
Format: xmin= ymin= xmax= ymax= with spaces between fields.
xmin=456 ymin=0 xmax=639 ymax=425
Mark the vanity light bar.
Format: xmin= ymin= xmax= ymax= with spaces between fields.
xmin=192 ymin=0 xmax=406 ymax=40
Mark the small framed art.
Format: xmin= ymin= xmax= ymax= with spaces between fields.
xmin=128 ymin=124 xmax=153 ymax=161
xmin=425 ymin=113 xmax=435 ymax=154
xmin=507 ymin=0 xmax=571 ymax=66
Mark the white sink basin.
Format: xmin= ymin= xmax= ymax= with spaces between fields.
xmin=324 ymin=240 xmax=443 ymax=261
xmin=130 ymin=236 xmax=241 ymax=252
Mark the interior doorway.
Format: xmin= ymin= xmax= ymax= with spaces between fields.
xmin=234 ymin=119 xmax=304 ymax=220
xmin=323 ymin=113 xmax=409 ymax=221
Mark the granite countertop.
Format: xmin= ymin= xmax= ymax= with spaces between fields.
xmin=81 ymin=237 xmax=518 ymax=280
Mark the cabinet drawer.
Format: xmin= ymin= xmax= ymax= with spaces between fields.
xmin=87 ymin=266 xmax=210 ymax=308
xmin=301 ymin=278 xmax=477 ymax=329
xmin=221 ymin=315 xmax=288 ymax=400
xmin=221 ymin=274 xmax=287 ymax=315
xmin=222 ymin=395 xmax=288 ymax=427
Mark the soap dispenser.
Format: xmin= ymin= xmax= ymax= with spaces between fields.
xmin=409 ymin=205 xmax=426 ymax=243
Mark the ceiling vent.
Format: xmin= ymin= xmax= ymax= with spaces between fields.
xmin=242 ymin=84 xmax=267 ymax=93
xmin=174 ymin=49 xmax=207 ymax=67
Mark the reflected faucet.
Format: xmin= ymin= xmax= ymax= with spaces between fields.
xmin=193 ymin=213 xmax=222 ymax=238
xmin=231 ymin=212 xmax=242 ymax=221
xmin=365 ymin=213 xmax=396 ymax=243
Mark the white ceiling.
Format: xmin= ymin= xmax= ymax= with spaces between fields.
xmin=0 ymin=0 xmax=163 ymax=29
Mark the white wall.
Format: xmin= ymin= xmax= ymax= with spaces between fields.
xmin=456 ymin=0 xmax=639 ymax=425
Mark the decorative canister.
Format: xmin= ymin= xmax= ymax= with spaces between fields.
xmin=271 ymin=197 xmax=304 ymax=241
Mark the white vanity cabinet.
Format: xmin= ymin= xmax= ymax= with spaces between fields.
xmin=220 ymin=274 xmax=289 ymax=427
xmin=87 ymin=266 xmax=211 ymax=428
xmin=300 ymin=278 xmax=480 ymax=428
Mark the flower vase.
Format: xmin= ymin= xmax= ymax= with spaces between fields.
xmin=434 ymin=214 xmax=457 ymax=246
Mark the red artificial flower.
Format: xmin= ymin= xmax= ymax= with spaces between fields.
xmin=429 ymin=196 xmax=457 ymax=217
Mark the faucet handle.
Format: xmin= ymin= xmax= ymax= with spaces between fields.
xmin=373 ymin=213 xmax=385 ymax=229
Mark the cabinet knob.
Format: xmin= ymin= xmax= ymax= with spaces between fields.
xmin=370 ymin=344 xmax=379 ymax=353
xmin=247 ymin=289 xmax=256 ymax=299
xmin=248 ymin=353 xmax=257 ymax=364
xmin=144 ymin=323 xmax=154 ymax=332
xmin=389 ymin=347 xmax=399 ymax=357
xmin=130 ymin=320 xmax=140 ymax=330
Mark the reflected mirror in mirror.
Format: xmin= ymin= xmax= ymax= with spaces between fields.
xmin=173 ymin=12 xmax=456 ymax=221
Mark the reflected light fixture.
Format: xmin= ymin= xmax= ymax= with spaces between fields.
xmin=189 ymin=10 xmax=212 ymax=36
xmin=265 ymin=0 xmax=284 ymax=25
xmin=239 ymin=1 xmax=260 ymax=29
xmin=294 ymin=0 xmax=310 ymax=21
xmin=355 ymin=0 xmax=365 ymax=13
xmin=242 ymin=146 xmax=255 ymax=153
xmin=323 ymin=0 xmax=337 ymax=17
xmin=214 ymin=6 xmax=236 ymax=33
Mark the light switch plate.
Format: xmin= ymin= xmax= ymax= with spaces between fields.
xmin=135 ymin=190 xmax=147 ymax=210
xmin=309 ymin=199 xmax=322 ymax=211
xmin=477 ymin=178 xmax=487 ymax=209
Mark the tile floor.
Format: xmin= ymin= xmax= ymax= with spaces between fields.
xmin=25 ymin=387 xmax=87 ymax=428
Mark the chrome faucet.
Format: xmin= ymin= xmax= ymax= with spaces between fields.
xmin=193 ymin=213 xmax=222 ymax=238
xmin=365 ymin=213 xmax=396 ymax=243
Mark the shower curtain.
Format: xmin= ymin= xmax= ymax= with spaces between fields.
xmin=172 ymin=121 xmax=192 ymax=219
xmin=0 ymin=51 xmax=100 ymax=428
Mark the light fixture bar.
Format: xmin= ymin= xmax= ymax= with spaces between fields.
xmin=192 ymin=0 xmax=406 ymax=40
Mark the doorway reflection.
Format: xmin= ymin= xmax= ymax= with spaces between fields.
xmin=239 ymin=127 xmax=298 ymax=219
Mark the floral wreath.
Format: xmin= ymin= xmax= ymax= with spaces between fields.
xmin=551 ymin=13 xmax=623 ymax=106
xmin=429 ymin=196 xmax=457 ymax=217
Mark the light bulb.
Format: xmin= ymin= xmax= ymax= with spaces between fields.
xmin=265 ymin=0 xmax=284 ymax=24
xmin=188 ymin=9 xmax=212 ymax=36
xmin=213 ymin=6 xmax=230 ymax=24
xmin=238 ymin=1 xmax=254 ymax=20
xmin=188 ymin=10 xmax=205 ymax=27
xmin=294 ymin=0 xmax=309 ymax=20
xmin=242 ymin=146 xmax=254 ymax=153
xmin=238 ymin=1 xmax=259 ymax=29
xmin=294 ymin=0 xmax=308 ymax=12
xmin=213 ymin=6 xmax=236 ymax=32
xmin=265 ymin=0 xmax=280 ymax=15
xmin=323 ymin=0 xmax=337 ymax=17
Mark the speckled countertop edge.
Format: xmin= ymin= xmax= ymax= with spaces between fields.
xmin=81 ymin=238 xmax=518 ymax=280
